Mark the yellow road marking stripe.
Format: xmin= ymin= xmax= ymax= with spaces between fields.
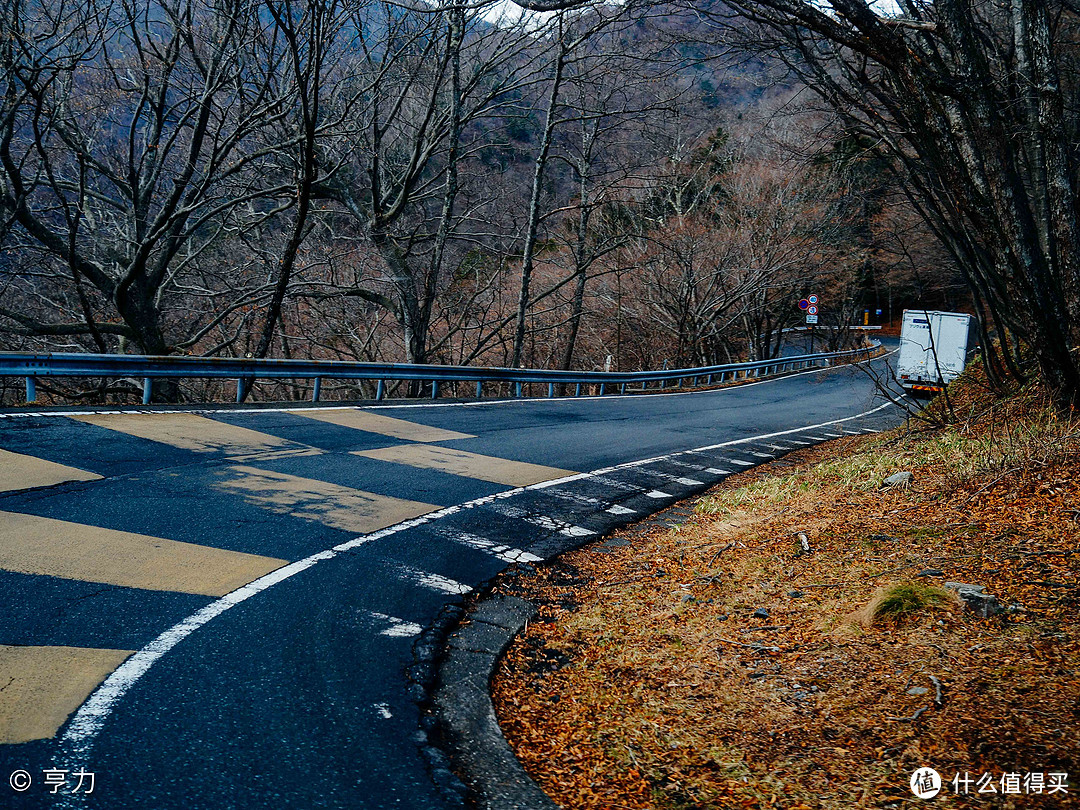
xmin=219 ymin=466 xmax=439 ymax=534
xmin=0 ymin=645 xmax=133 ymax=744
xmin=69 ymin=412 xmax=313 ymax=458
xmin=0 ymin=449 xmax=101 ymax=493
xmin=0 ymin=511 xmax=286 ymax=596
xmin=290 ymin=409 xmax=473 ymax=443
xmin=351 ymin=445 xmax=575 ymax=487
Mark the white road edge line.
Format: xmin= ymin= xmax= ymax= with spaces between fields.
xmin=56 ymin=399 xmax=896 ymax=773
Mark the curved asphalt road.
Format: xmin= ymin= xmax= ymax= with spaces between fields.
xmin=0 ymin=349 xmax=902 ymax=808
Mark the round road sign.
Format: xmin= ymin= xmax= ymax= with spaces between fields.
xmin=798 ymin=299 xmax=809 ymax=310
xmin=808 ymin=305 xmax=818 ymax=315
xmin=808 ymin=294 xmax=819 ymax=305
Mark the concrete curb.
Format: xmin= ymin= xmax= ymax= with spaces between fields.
xmin=432 ymin=594 xmax=559 ymax=810
xmin=417 ymin=404 xmax=899 ymax=807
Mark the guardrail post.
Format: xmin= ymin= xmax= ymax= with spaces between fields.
xmin=25 ymin=376 xmax=36 ymax=403
xmin=311 ymin=377 xmax=321 ymax=403
xmin=375 ymin=380 xmax=385 ymax=401
xmin=620 ymin=383 xmax=626 ymax=394
xmin=547 ymin=383 xmax=555 ymax=398
xmin=707 ymin=374 xmax=713 ymax=384
xmin=142 ymin=378 xmax=152 ymax=405
xmin=431 ymin=380 xmax=439 ymax=399
xmin=575 ymin=383 xmax=581 ymax=397
xmin=599 ymin=383 xmax=605 ymax=395
xmin=236 ymin=379 xmax=244 ymax=403
xmin=476 ymin=381 xmax=482 ymax=399
xmin=515 ymin=382 xmax=523 ymax=398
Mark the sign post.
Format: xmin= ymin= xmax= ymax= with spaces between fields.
xmin=805 ymin=295 xmax=820 ymax=351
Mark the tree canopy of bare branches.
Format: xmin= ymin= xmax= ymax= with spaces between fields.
xmin=692 ymin=0 xmax=1080 ymax=409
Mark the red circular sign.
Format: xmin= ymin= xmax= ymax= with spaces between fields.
xmin=808 ymin=305 xmax=818 ymax=315
xmin=798 ymin=299 xmax=809 ymax=310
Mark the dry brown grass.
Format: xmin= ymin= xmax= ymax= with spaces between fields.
xmin=491 ymin=379 xmax=1080 ymax=809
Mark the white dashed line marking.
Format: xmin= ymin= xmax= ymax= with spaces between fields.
xmin=374 ymin=703 xmax=393 ymax=719
xmin=590 ymin=475 xmax=645 ymax=494
xmin=370 ymin=613 xmax=423 ymax=638
xmin=546 ymin=489 xmax=606 ymax=507
xmin=666 ymin=459 xmax=709 ymax=472
xmin=399 ymin=566 xmax=472 ymax=595
xmin=705 ymin=468 xmax=733 ymax=475
xmin=804 ymin=435 xmax=827 ymax=441
xmin=489 ymin=503 xmax=595 ymax=538
xmin=605 ymin=505 xmax=636 ymax=515
xmin=645 ymin=490 xmax=672 ymax=499
xmin=539 ymin=519 xmax=594 ymax=538
xmin=729 ymin=459 xmax=754 ymax=466
xmin=750 ymin=452 xmax=773 ymax=459
xmin=638 ymin=468 xmax=704 ymax=486
xmin=443 ymin=530 xmax=543 ymax=564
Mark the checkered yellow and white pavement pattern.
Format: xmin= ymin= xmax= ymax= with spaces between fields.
xmin=0 ymin=407 xmax=574 ymax=745
xmin=0 ymin=401 xmax=890 ymax=751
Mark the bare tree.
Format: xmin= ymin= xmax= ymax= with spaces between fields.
xmin=692 ymin=0 xmax=1080 ymax=408
xmin=0 ymin=0 xmax=305 ymax=368
xmin=310 ymin=0 xmax=557 ymax=371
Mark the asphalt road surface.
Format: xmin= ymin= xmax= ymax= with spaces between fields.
xmin=0 ymin=350 xmax=902 ymax=809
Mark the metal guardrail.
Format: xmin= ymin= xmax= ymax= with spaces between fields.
xmin=1 ymin=342 xmax=880 ymax=405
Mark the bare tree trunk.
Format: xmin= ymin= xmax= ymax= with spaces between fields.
xmin=511 ymin=18 xmax=566 ymax=369
xmin=559 ymin=141 xmax=593 ymax=372
xmin=239 ymin=0 xmax=327 ymax=402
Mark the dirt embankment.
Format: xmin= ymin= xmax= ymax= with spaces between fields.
xmin=491 ymin=382 xmax=1080 ymax=809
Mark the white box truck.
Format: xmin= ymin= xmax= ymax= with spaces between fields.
xmin=897 ymin=310 xmax=976 ymax=396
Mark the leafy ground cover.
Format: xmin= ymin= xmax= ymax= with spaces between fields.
xmin=490 ymin=376 xmax=1079 ymax=808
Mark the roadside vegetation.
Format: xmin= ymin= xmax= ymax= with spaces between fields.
xmin=492 ymin=367 xmax=1080 ymax=808
xmin=0 ymin=0 xmax=969 ymax=406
